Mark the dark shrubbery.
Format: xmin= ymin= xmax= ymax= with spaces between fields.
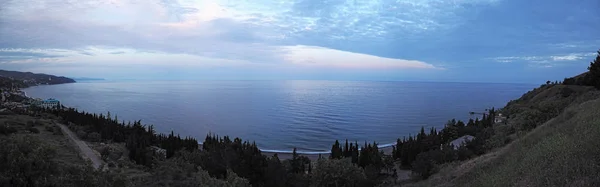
xmin=28 ymin=127 xmax=40 ymax=134
xmin=0 ymin=124 xmax=17 ymax=135
xmin=311 ymin=158 xmax=367 ymax=187
xmin=0 ymin=136 xmax=129 ymax=187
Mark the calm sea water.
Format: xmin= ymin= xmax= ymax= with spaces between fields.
xmin=24 ymin=80 xmax=535 ymax=154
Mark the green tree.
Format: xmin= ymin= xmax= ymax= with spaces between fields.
xmin=586 ymin=50 xmax=600 ymax=89
xmin=330 ymin=140 xmax=343 ymax=159
xmin=310 ymin=158 xmax=367 ymax=187
xmin=411 ymin=151 xmax=438 ymax=180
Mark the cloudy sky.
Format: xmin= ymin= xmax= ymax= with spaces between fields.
xmin=1 ymin=0 xmax=599 ymax=83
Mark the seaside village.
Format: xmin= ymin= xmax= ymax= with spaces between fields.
xmin=1 ymin=88 xmax=61 ymax=112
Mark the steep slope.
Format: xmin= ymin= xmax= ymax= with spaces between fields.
xmin=502 ymin=84 xmax=599 ymax=131
xmin=403 ymin=84 xmax=600 ymax=187
xmin=451 ymin=96 xmax=600 ymax=187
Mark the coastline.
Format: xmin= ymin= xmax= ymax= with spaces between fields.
xmin=261 ymin=145 xmax=394 ymax=161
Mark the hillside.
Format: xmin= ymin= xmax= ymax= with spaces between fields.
xmin=0 ymin=76 xmax=27 ymax=89
xmin=405 ymin=84 xmax=600 ymax=187
xmin=451 ymin=85 xmax=600 ymax=186
xmin=0 ymin=69 xmax=75 ymax=87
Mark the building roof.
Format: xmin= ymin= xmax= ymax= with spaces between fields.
xmin=43 ymin=98 xmax=59 ymax=102
xmin=450 ymin=135 xmax=475 ymax=149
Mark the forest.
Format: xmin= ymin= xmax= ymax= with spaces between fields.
xmin=32 ymin=102 xmax=499 ymax=186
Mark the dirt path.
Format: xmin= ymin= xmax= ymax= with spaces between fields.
xmin=56 ymin=122 xmax=106 ymax=170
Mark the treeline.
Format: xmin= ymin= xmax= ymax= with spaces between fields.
xmin=33 ymin=107 xmax=390 ymax=186
xmin=398 ymin=109 xmax=497 ymax=179
xmin=394 ymin=110 xmax=496 ymax=167
xmin=328 ymin=108 xmax=500 ymax=180
xmin=33 ymin=102 xmax=500 ymax=184
xmin=329 ymin=140 xmax=387 ymax=181
xmin=197 ymin=134 xmax=315 ymax=187
xmin=40 ymin=107 xmax=198 ymax=166
xmin=563 ymin=50 xmax=600 ymax=88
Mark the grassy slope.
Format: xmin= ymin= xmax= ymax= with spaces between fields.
xmin=405 ymin=85 xmax=600 ymax=187
xmin=453 ymin=97 xmax=600 ymax=186
xmin=0 ymin=113 xmax=87 ymax=167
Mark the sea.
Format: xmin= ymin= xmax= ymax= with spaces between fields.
xmin=23 ymin=80 xmax=536 ymax=154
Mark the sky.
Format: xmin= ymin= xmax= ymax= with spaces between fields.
xmin=0 ymin=0 xmax=599 ymax=83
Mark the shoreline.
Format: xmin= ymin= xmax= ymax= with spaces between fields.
xmin=21 ymin=85 xmax=397 ymax=162
xmin=261 ymin=145 xmax=394 ymax=161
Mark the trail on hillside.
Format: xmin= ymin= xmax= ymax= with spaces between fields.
xmin=56 ymin=122 xmax=106 ymax=170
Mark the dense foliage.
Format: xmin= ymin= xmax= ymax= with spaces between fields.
xmin=41 ymin=108 xmax=198 ymax=166
xmin=310 ymin=158 xmax=367 ymax=187
xmin=390 ymin=109 xmax=497 ymax=179
xmin=34 ymin=103 xmax=502 ymax=184
xmin=0 ymin=135 xmax=129 ymax=187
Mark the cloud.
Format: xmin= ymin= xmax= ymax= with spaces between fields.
xmin=491 ymin=52 xmax=596 ymax=65
xmin=279 ymin=45 xmax=439 ymax=70
xmin=0 ymin=0 xmax=496 ymax=80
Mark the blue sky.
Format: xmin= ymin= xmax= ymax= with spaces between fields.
xmin=0 ymin=0 xmax=599 ymax=83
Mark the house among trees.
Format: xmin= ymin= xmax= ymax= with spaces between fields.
xmin=495 ymin=113 xmax=507 ymax=124
xmin=449 ymin=135 xmax=475 ymax=150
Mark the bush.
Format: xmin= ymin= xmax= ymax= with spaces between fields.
xmin=28 ymin=127 xmax=40 ymax=134
xmin=457 ymin=146 xmax=474 ymax=161
xmin=411 ymin=152 xmax=439 ymax=180
xmin=136 ymin=158 xmax=250 ymax=187
xmin=0 ymin=125 xmax=17 ymax=135
xmin=0 ymin=136 xmax=130 ymax=186
xmin=76 ymin=130 xmax=87 ymax=139
xmin=52 ymin=127 xmax=63 ymax=135
xmin=311 ymin=158 xmax=367 ymax=187
xmin=100 ymin=147 xmax=111 ymax=161
xmin=45 ymin=125 xmax=54 ymax=132
xmin=87 ymin=132 xmax=101 ymax=142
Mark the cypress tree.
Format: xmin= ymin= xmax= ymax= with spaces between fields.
xmin=344 ymin=139 xmax=349 ymax=157
xmin=587 ymin=50 xmax=600 ymax=89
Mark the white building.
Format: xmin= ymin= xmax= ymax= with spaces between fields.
xmin=495 ymin=113 xmax=507 ymax=124
xmin=36 ymin=98 xmax=60 ymax=108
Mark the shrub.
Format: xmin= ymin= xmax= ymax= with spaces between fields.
xmin=411 ymin=152 xmax=439 ymax=180
xmin=0 ymin=125 xmax=17 ymax=135
xmin=0 ymin=136 xmax=130 ymax=186
xmin=45 ymin=125 xmax=54 ymax=132
xmin=76 ymin=130 xmax=87 ymax=139
xmin=100 ymin=147 xmax=110 ymax=161
xmin=311 ymin=158 xmax=367 ymax=187
xmin=52 ymin=127 xmax=63 ymax=135
xmin=27 ymin=121 xmax=35 ymax=127
xmin=28 ymin=127 xmax=40 ymax=134
xmin=457 ymin=146 xmax=474 ymax=161
xmin=87 ymin=132 xmax=101 ymax=142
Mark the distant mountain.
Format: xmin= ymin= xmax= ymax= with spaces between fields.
xmin=71 ymin=77 xmax=105 ymax=81
xmin=0 ymin=70 xmax=76 ymax=87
